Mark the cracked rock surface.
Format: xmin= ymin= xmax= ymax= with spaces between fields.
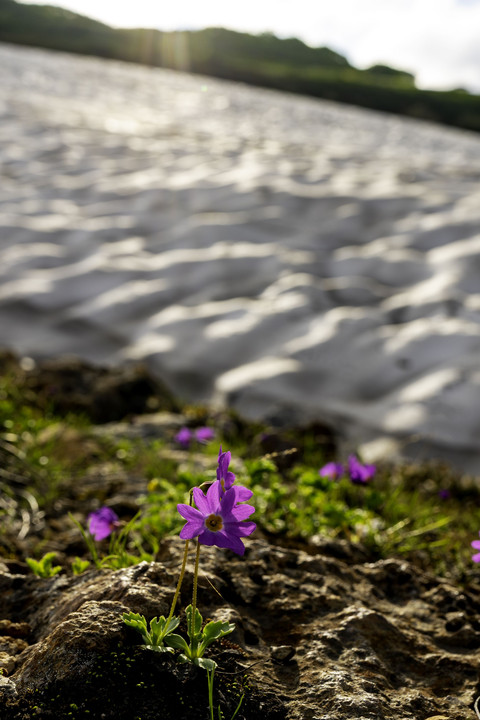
xmin=1 ymin=537 xmax=480 ymax=719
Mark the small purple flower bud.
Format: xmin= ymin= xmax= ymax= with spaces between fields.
xmin=348 ymin=455 xmax=376 ymax=484
xmin=472 ymin=536 xmax=480 ymax=563
xmin=88 ymin=507 xmax=119 ymax=541
xmin=319 ymin=462 xmax=344 ymax=481
xmin=194 ymin=427 xmax=215 ymax=444
xmin=174 ymin=427 xmax=192 ymax=448
xmin=217 ymin=446 xmax=236 ymax=492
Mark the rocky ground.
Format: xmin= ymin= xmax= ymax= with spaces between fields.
xmin=2 ymin=538 xmax=480 ymax=719
xmin=0 ymin=353 xmax=480 ymax=719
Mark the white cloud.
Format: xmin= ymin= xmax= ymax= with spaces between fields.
xmin=323 ymin=0 xmax=480 ymax=91
xmin=16 ymin=0 xmax=480 ymax=92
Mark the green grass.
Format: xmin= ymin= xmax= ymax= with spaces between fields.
xmin=1 ymin=363 xmax=479 ymax=584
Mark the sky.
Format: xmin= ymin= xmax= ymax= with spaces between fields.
xmin=18 ymin=0 xmax=480 ymax=92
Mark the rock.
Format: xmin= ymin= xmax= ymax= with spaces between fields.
xmin=0 ymin=652 xmax=16 ymax=675
xmin=16 ymin=599 xmax=128 ymax=688
xmin=0 ymin=674 xmax=17 ymax=698
xmin=0 ymin=621 xmax=31 ymax=639
xmin=1 ymin=538 xmax=479 ymax=718
xmin=257 ymin=421 xmax=336 ymax=469
xmin=23 ymin=357 xmax=179 ymax=423
xmin=270 ymin=645 xmax=295 ymax=663
xmin=0 ymin=637 xmax=28 ymax=656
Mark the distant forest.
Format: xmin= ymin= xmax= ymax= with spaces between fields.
xmin=1 ymin=0 xmax=480 ymax=133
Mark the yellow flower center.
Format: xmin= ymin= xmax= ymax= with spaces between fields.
xmin=205 ymin=513 xmax=223 ymax=532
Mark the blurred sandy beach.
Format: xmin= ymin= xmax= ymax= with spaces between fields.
xmin=2 ymin=42 xmax=480 ymax=471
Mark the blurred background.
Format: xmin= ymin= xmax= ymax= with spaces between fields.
xmin=1 ymin=0 xmax=480 ymax=472
xmin=3 ymin=0 xmax=480 ymax=125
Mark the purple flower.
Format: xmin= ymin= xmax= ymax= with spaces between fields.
xmin=319 ymin=462 xmax=344 ymax=480
xmin=216 ymin=446 xmax=252 ymax=502
xmin=348 ymin=455 xmax=376 ymax=484
xmin=175 ymin=427 xmax=193 ymax=448
xmin=472 ymin=534 xmax=480 ymax=562
xmin=217 ymin=446 xmax=236 ymax=491
xmin=88 ymin=507 xmax=119 ymax=541
xmin=438 ymin=489 xmax=451 ymax=500
xmin=194 ymin=427 xmax=215 ymax=444
xmin=177 ymin=482 xmax=256 ymax=556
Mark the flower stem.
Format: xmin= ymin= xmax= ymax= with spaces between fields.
xmin=191 ymin=540 xmax=201 ymax=635
xmin=207 ymin=667 xmax=215 ymax=720
xmin=165 ymin=539 xmax=189 ymax=628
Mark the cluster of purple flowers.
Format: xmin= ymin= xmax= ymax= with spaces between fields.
xmin=177 ymin=447 xmax=256 ymax=556
xmin=83 ymin=445 xmax=480 ymax=573
xmin=86 ymin=446 xmax=255 ymax=557
xmin=174 ymin=426 xmax=215 ymax=448
xmin=472 ymin=534 xmax=480 ymax=563
xmin=319 ymin=455 xmax=376 ymax=484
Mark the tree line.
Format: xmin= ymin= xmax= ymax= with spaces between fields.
xmin=1 ymin=0 xmax=479 ymax=132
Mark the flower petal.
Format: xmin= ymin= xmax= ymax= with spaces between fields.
xmin=223 ymin=471 xmax=236 ymax=489
xmin=471 ymin=540 xmax=480 ymax=550
xmin=220 ymin=450 xmax=231 ymax=473
xmin=192 ymin=487 xmax=210 ymax=515
xmin=195 ymin=427 xmax=215 ymax=443
xmin=88 ymin=507 xmax=119 ymax=541
xmin=89 ymin=522 xmax=112 ymax=541
xmin=220 ymin=532 xmax=246 ymax=555
xmin=348 ymin=455 xmax=376 ymax=483
xmin=232 ymin=485 xmax=253 ymax=502
xmin=175 ymin=427 xmax=192 ymax=447
xmin=198 ymin=526 xmax=246 ymax=554
xmin=204 ymin=481 xmax=221 ymax=513
xmin=177 ymin=504 xmax=203 ymax=522
xmin=229 ymin=503 xmax=255 ymax=521
xmin=197 ymin=529 xmax=217 ymax=546
xmin=319 ymin=462 xmax=344 ymax=479
xmin=219 ymin=486 xmax=237 ymax=515
xmin=224 ymin=520 xmax=256 ymax=537
xmin=179 ymin=520 xmax=204 ymax=539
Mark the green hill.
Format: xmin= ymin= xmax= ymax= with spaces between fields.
xmin=2 ymin=0 xmax=480 ymax=133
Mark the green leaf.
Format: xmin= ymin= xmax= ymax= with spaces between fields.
xmin=123 ymin=612 xmax=153 ymax=645
xmin=194 ymin=657 xmax=217 ymax=671
xmin=164 ymin=616 xmax=180 ymax=635
xmin=201 ymin=620 xmax=235 ymax=645
xmin=146 ymin=645 xmax=174 ymax=654
xmin=176 ymin=654 xmax=217 ymax=671
xmin=199 ymin=620 xmax=235 ymax=654
xmin=147 ymin=615 xmax=180 ymax=644
xmin=164 ymin=633 xmax=190 ymax=653
xmin=149 ymin=616 xmax=167 ymax=644
xmin=122 ymin=612 xmax=181 ymax=648
xmin=185 ymin=604 xmax=203 ymax=639
xmin=26 ymin=552 xmax=62 ymax=578
xmin=122 ymin=611 xmax=147 ymax=628
xmin=71 ymin=557 xmax=90 ymax=575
